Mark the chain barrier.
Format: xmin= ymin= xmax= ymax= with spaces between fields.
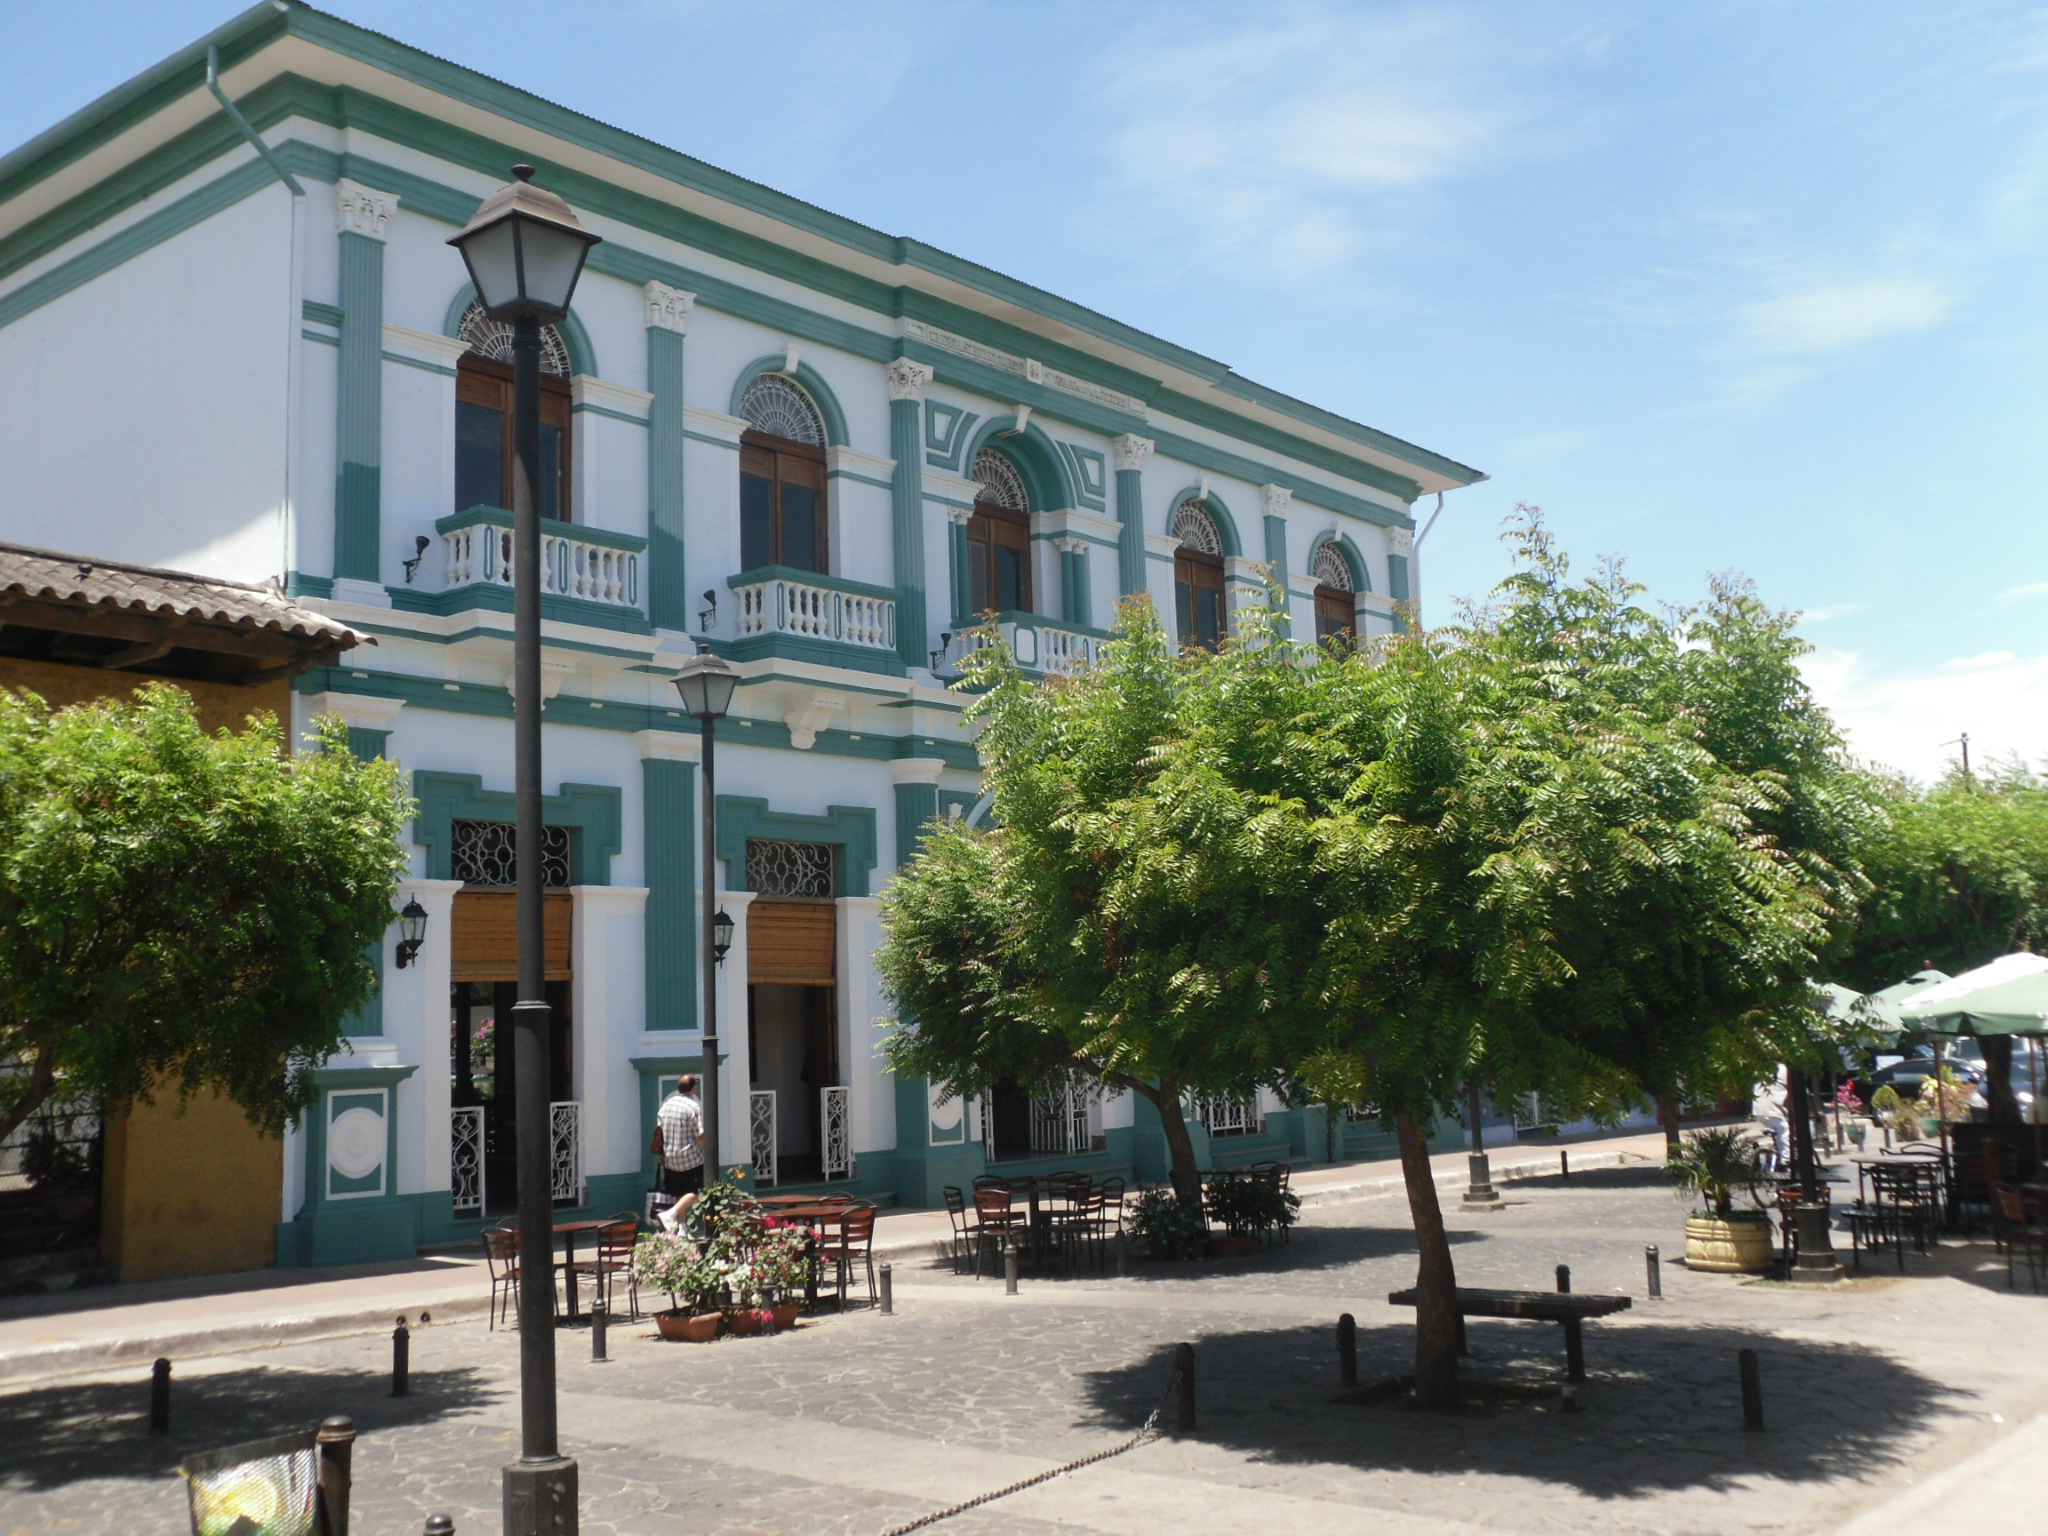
xmin=875 ymin=1351 xmax=1184 ymax=1536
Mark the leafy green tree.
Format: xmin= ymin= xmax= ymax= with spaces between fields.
xmin=877 ymin=605 xmax=1317 ymax=1202
xmin=0 ymin=684 xmax=412 ymax=1145
xmin=1842 ymin=763 xmax=2048 ymax=1118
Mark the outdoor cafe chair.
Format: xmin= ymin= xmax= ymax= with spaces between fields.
xmin=1869 ymin=1164 xmax=1939 ymax=1255
xmin=569 ymin=1214 xmax=643 ymax=1322
xmin=1249 ymin=1162 xmax=1293 ymax=1245
xmin=1774 ymin=1184 xmax=1831 ymax=1270
xmin=941 ymin=1186 xmax=978 ymax=1275
xmin=1052 ymin=1184 xmax=1108 ymax=1271
xmin=1098 ymin=1177 xmax=1127 ymax=1244
xmin=972 ymin=1174 xmax=1012 ymax=1193
xmin=814 ymin=1203 xmax=879 ymax=1308
xmin=483 ymin=1225 xmax=526 ymax=1330
xmin=972 ymin=1187 xmax=1022 ymax=1279
xmin=1992 ymin=1185 xmax=2046 ymax=1291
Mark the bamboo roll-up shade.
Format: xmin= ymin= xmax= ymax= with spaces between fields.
xmin=747 ymin=899 xmax=836 ymax=985
xmin=451 ymin=890 xmax=573 ymax=980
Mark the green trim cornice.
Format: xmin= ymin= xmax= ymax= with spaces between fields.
xmin=0 ymin=43 xmax=1477 ymax=497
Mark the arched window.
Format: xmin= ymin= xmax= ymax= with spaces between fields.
xmin=1173 ymin=499 xmax=1225 ymax=649
xmin=968 ymin=447 xmax=1032 ymax=615
xmin=739 ymin=374 xmax=828 ymax=573
xmin=1312 ymin=543 xmax=1356 ymax=648
xmin=454 ymin=301 xmax=574 ymax=520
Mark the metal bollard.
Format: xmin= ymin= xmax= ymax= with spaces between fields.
xmin=879 ymin=1262 xmax=894 ymax=1315
xmin=425 ymin=1517 xmax=455 ymax=1536
xmin=1645 ymin=1244 xmax=1662 ymax=1299
xmin=1003 ymin=1235 xmax=1019 ymax=1295
xmin=1739 ymin=1348 xmax=1764 ymax=1430
xmin=316 ymin=1416 xmax=356 ymax=1536
xmin=1115 ymin=1236 xmax=1128 ymax=1278
xmin=1555 ymin=1263 xmax=1571 ymax=1294
xmin=391 ymin=1317 xmax=410 ymax=1398
xmin=149 ymin=1358 xmax=171 ymax=1434
xmin=591 ymin=1305 xmax=608 ymax=1360
xmin=1560 ymin=1150 xmax=1571 ymax=1181
xmin=1174 ymin=1341 xmax=1197 ymax=1434
xmin=1336 ymin=1312 xmax=1357 ymax=1386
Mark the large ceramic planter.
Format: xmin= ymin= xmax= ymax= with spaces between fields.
xmin=724 ymin=1308 xmax=764 ymax=1337
xmin=654 ymin=1309 xmax=720 ymax=1343
xmin=1684 ymin=1215 xmax=1774 ymax=1273
xmin=771 ymin=1301 xmax=801 ymax=1331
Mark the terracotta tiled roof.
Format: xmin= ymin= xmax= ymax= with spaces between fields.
xmin=0 ymin=541 xmax=365 ymax=655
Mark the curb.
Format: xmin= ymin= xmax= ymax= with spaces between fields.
xmin=0 ymin=1291 xmax=496 ymax=1388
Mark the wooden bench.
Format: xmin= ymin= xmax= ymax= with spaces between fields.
xmin=1388 ymin=1286 xmax=1632 ymax=1381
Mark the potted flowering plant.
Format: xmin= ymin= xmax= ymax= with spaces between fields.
xmin=751 ymin=1221 xmax=813 ymax=1328
xmin=631 ymin=1232 xmax=722 ymax=1341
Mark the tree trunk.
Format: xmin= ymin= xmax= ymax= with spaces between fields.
xmin=1397 ymin=1109 xmax=1460 ymax=1409
xmin=0 ymin=1055 xmax=57 ymax=1148
xmin=1657 ymin=1097 xmax=1681 ymax=1153
xmin=1983 ymin=1037 xmax=2022 ymax=1125
xmin=1117 ymin=1076 xmax=1203 ymax=1205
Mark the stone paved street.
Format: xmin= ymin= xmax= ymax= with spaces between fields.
xmin=7 ymin=1161 xmax=2047 ymax=1535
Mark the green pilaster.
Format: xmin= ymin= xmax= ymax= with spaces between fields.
xmin=894 ymin=780 xmax=939 ymax=869
xmin=887 ymin=360 xmax=932 ymax=669
xmin=1059 ymin=545 xmax=1089 ymax=625
xmin=646 ymin=323 xmax=688 ymax=630
xmin=1388 ymin=553 xmax=1410 ymax=602
xmin=643 ymin=757 xmax=697 ymax=1033
xmin=333 ymin=228 xmax=385 ymax=583
xmin=1112 ymin=434 xmax=1152 ymax=598
xmin=345 ymin=726 xmax=390 ymax=761
xmin=1262 ymin=514 xmax=1291 ymax=635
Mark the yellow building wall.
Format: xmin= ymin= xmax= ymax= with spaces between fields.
xmin=0 ymin=654 xmax=289 ymax=733
xmin=101 ymin=1087 xmax=283 ymax=1280
xmin=2 ymin=657 xmax=294 ymax=1278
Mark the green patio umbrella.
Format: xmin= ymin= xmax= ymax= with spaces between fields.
xmin=1898 ymin=961 xmax=2048 ymax=1037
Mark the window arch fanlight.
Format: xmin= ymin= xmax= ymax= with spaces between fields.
xmin=455 ymin=301 xmax=573 ymax=520
xmin=458 ymin=301 xmax=571 ymax=377
xmin=739 ymin=373 xmax=826 ymax=448
xmin=1312 ymin=540 xmax=1357 ymax=649
xmin=739 ymin=373 xmax=828 ymax=574
xmin=967 ymin=446 xmax=1033 ymax=615
xmin=1173 ymin=497 xmax=1226 ymax=649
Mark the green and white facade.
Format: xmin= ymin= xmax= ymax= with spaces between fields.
xmin=0 ymin=3 xmax=1482 ymax=1265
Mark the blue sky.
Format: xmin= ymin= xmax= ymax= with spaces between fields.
xmin=6 ymin=1 xmax=2045 ymax=781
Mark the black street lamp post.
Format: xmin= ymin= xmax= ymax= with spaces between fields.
xmin=1462 ymin=1080 xmax=1502 ymax=1210
xmin=1786 ymin=1067 xmax=1844 ymax=1283
xmin=449 ymin=165 xmax=600 ymax=1536
xmin=671 ymin=651 xmax=740 ymax=1183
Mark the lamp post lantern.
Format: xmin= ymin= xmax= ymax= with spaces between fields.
xmin=671 ymin=650 xmax=740 ymax=1186
xmin=393 ymin=897 xmax=429 ymax=970
xmin=448 ymin=164 xmax=600 ymax=1536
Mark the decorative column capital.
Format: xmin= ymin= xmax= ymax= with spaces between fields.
xmin=1110 ymin=434 xmax=1155 ymax=473
xmin=1387 ymin=526 xmax=1414 ymax=556
xmin=884 ymin=357 xmax=935 ymax=403
xmin=643 ymin=282 xmax=697 ymax=333
xmin=1053 ymin=535 xmax=1088 ymax=556
xmin=1261 ymin=483 xmax=1293 ymax=518
xmin=335 ymin=179 xmax=398 ymax=239
xmin=946 ymin=505 xmax=973 ymax=527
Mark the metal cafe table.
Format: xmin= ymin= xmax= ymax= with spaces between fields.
xmin=505 ymin=1216 xmax=616 ymax=1323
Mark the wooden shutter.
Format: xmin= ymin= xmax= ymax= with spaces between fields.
xmin=451 ymin=890 xmax=573 ymax=980
xmin=747 ymin=899 xmax=836 ymax=985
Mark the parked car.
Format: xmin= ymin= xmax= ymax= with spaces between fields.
xmin=1866 ymin=1050 xmax=1985 ymax=1098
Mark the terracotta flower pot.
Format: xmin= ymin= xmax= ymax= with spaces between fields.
xmin=725 ymin=1307 xmax=764 ymax=1337
xmin=771 ymin=1301 xmax=801 ymax=1331
xmin=1202 ymin=1235 xmax=1261 ymax=1260
xmin=654 ymin=1309 xmax=720 ymax=1343
xmin=1684 ymin=1215 xmax=1774 ymax=1274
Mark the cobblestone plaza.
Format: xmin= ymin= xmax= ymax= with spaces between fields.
xmin=6 ymin=1163 xmax=2044 ymax=1535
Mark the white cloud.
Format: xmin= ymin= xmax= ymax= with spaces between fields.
xmin=1801 ymin=646 xmax=2048 ymax=783
xmin=1796 ymin=601 xmax=1866 ymax=625
xmin=1731 ymin=277 xmax=1952 ymax=357
xmin=2001 ymin=580 xmax=2048 ymax=603
xmin=1086 ymin=3 xmax=1555 ymax=282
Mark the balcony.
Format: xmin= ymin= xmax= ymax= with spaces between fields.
xmin=725 ymin=566 xmax=903 ymax=677
xmin=955 ymin=612 xmax=1110 ymax=677
xmin=416 ymin=506 xmax=646 ymax=627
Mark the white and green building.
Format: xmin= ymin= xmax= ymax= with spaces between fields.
xmin=0 ymin=3 xmax=1484 ymax=1265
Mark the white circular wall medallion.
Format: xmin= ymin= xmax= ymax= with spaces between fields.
xmin=329 ymin=1107 xmax=385 ymax=1180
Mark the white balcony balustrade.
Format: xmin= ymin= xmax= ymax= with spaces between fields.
xmin=436 ymin=506 xmax=644 ymax=612
xmin=728 ymin=566 xmax=897 ymax=655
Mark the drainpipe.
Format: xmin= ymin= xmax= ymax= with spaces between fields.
xmin=206 ymin=42 xmax=305 ymax=607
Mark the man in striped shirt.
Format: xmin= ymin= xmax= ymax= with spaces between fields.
xmin=653 ymin=1074 xmax=706 ymax=1230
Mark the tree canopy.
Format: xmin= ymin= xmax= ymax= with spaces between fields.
xmin=0 ymin=684 xmax=412 ymax=1144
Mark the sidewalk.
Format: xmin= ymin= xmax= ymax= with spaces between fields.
xmin=0 ymin=1129 xmax=1665 ymax=1385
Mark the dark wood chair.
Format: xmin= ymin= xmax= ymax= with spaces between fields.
xmin=569 ymin=1214 xmax=642 ymax=1322
xmin=483 ymin=1225 xmax=523 ymax=1330
xmin=941 ymin=1186 xmax=978 ymax=1275
xmin=815 ymin=1203 xmax=879 ymax=1308
xmin=1993 ymin=1185 xmax=2046 ymax=1291
xmin=972 ymin=1187 xmax=1022 ymax=1279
